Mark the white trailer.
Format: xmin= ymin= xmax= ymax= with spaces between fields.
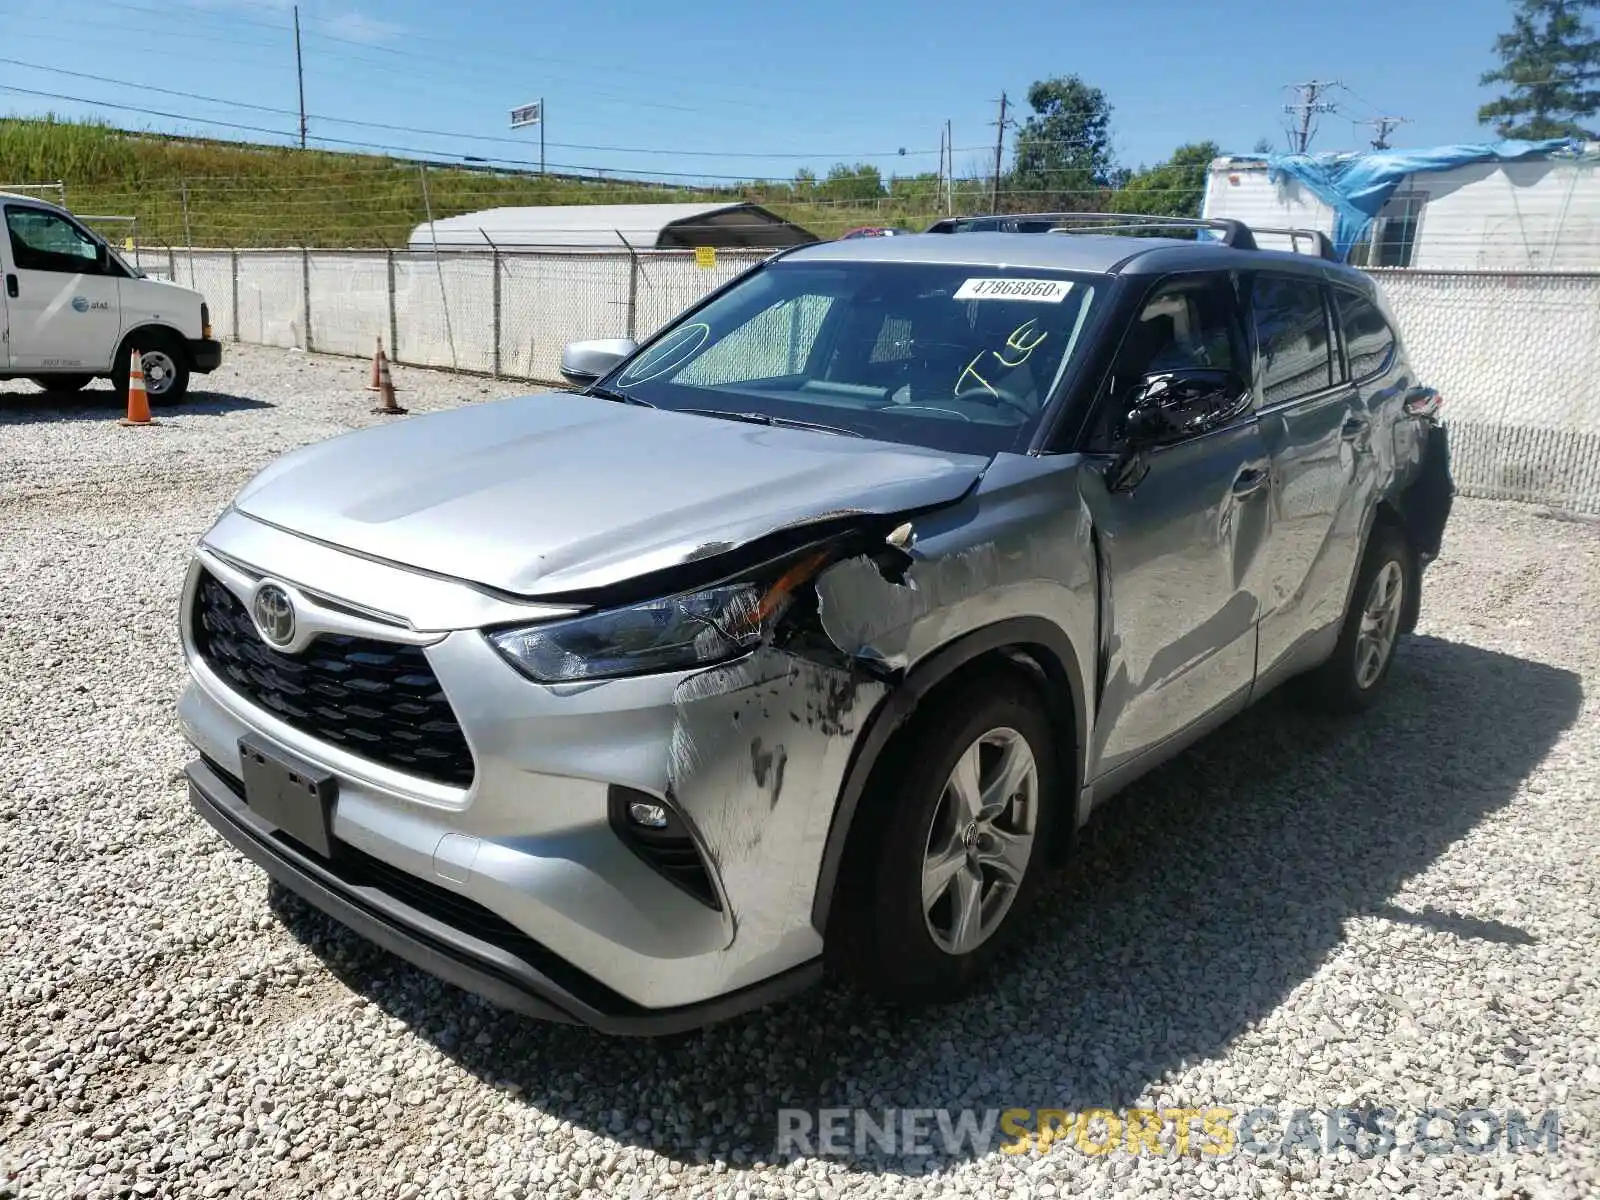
xmin=1203 ymin=149 xmax=1600 ymax=270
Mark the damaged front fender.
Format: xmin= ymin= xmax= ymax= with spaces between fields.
xmin=664 ymin=648 xmax=888 ymax=977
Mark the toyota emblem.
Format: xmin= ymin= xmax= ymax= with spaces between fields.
xmin=252 ymin=583 xmax=296 ymax=648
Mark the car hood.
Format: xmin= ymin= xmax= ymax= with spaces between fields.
xmin=231 ymin=392 xmax=990 ymax=598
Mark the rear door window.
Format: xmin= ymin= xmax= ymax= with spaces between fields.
xmin=1335 ymin=288 xmax=1397 ymax=380
xmin=1250 ymin=275 xmax=1334 ymax=405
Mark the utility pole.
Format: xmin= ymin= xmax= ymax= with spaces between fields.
xmin=1362 ymin=115 xmax=1409 ymax=151
xmin=293 ymin=5 xmax=307 ymax=149
xmin=1283 ymin=80 xmax=1339 ymax=154
xmin=990 ymin=92 xmax=1009 ymax=212
xmin=944 ymin=118 xmax=954 ymax=215
xmin=540 ymin=97 xmax=546 ymax=174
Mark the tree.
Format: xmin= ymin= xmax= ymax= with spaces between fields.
xmin=1109 ymin=141 xmax=1220 ymax=222
xmin=1478 ymin=0 xmax=1600 ymax=139
xmin=1252 ymin=136 xmax=1275 ymax=154
xmin=818 ymin=162 xmax=884 ymax=203
xmin=792 ymin=167 xmax=817 ymax=198
xmin=1008 ymin=76 xmax=1118 ymax=211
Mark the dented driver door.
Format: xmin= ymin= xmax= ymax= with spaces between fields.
xmin=1076 ymin=272 xmax=1272 ymax=784
xmin=1079 ymin=420 xmax=1271 ymax=782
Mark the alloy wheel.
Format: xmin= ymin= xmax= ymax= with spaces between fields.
xmin=1355 ymin=560 xmax=1405 ymax=689
xmin=920 ymin=727 xmax=1038 ymax=956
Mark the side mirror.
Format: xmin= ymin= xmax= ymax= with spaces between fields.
xmin=1123 ymin=368 xmax=1248 ymax=445
xmin=559 ymin=338 xmax=637 ymax=387
xmin=1122 ymin=404 xmax=1168 ymax=448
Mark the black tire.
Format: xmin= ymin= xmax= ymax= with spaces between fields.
xmin=113 ymin=333 xmax=191 ymax=406
xmin=28 ymin=374 xmax=94 ymax=393
xmin=1299 ymin=523 xmax=1414 ymax=713
xmin=841 ymin=668 xmax=1059 ymax=1004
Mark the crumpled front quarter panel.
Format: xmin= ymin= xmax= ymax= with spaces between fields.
xmin=812 ymin=452 xmax=1100 ymax=765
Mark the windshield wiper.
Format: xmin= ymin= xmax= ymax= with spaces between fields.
xmin=682 ymin=408 xmax=862 ymax=437
xmin=586 ymin=385 xmax=654 ymax=407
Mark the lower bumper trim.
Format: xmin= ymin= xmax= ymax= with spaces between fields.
xmin=185 ymin=758 xmax=820 ymax=1034
xmin=188 ymin=338 xmax=224 ymax=372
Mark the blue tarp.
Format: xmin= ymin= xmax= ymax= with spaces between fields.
xmin=1265 ymin=138 xmax=1586 ymax=258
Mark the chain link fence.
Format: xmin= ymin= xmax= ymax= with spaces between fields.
xmin=128 ymin=245 xmax=1600 ymax=514
xmin=1374 ymin=269 xmax=1600 ymax=514
xmin=132 ymin=244 xmax=769 ymax=384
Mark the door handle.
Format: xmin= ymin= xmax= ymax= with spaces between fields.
xmin=1232 ymin=467 xmax=1270 ymax=498
xmin=1341 ymin=416 xmax=1370 ymax=439
xmin=5 ymin=274 xmax=16 ymax=298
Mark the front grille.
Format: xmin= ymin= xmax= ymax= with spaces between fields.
xmin=191 ymin=572 xmax=475 ymax=788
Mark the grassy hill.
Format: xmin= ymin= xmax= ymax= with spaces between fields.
xmin=0 ymin=118 xmax=932 ymax=248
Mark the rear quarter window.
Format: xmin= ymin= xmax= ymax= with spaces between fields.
xmin=1336 ymin=288 xmax=1398 ymax=380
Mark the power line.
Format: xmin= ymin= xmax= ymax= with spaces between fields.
xmin=1283 ymin=80 xmax=1340 ymax=154
xmin=42 ymin=0 xmax=836 ymax=115
xmin=0 ymin=66 xmax=956 ymax=162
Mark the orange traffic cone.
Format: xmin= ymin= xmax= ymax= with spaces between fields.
xmin=367 ymin=336 xmax=386 ymax=391
xmin=371 ymin=353 xmax=407 ymax=416
xmin=120 ymin=347 xmax=156 ymax=427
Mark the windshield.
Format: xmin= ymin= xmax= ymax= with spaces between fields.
xmin=607 ymin=260 xmax=1102 ymax=454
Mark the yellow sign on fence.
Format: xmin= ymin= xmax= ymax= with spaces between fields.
xmin=694 ymin=246 xmax=717 ymax=269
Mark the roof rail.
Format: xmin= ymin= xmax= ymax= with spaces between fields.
xmin=1039 ymin=212 xmax=1259 ymax=249
xmin=927 ymin=211 xmax=1343 ymax=262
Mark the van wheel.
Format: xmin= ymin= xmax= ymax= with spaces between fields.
xmin=843 ymin=669 xmax=1058 ymax=1004
xmin=1300 ymin=523 xmax=1414 ymax=713
xmin=114 ymin=335 xmax=191 ymax=405
xmin=29 ymin=374 xmax=94 ymax=393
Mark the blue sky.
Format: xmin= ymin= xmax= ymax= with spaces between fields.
xmin=1 ymin=0 xmax=1523 ymax=184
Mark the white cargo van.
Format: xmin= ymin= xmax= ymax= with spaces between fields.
xmin=0 ymin=192 xmax=221 ymax=401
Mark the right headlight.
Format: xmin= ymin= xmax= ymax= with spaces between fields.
xmin=487 ymin=552 xmax=827 ymax=683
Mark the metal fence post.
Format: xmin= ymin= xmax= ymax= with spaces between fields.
xmin=167 ymin=246 xmax=176 ymax=281
xmin=387 ymin=250 xmax=399 ymax=362
xmin=230 ymin=249 xmax=240 ymax=342
xmin=301 ymin=246 xmax=313 ymax=352
xmin=491 ymin=247 xmax=503 ymax=379
xmin=626 ymin=250 xmax=640 ymax=340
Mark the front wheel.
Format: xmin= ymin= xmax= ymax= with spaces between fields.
xmin=843 ymin=670 xmax=1059 ymax=1004
xmin=1300 ymin=523 xmax=1414 ymax=713
xmin=114 ymin=336 xmax=191 ymax=405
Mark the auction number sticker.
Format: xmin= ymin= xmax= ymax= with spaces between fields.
xmin=954 ymin=278 xmax=1073 ymax=303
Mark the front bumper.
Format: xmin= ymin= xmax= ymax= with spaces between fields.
xmin=177 ymin=510 xmax=886 ymax=1024
xmin=185 ymin=756 xmax=820 ymax=1034
xmin=189 ymin=338 xmax=224 ymax=373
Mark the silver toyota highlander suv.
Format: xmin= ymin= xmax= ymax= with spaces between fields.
xmin=179 ymin=215 xmax=1454 ymax=1034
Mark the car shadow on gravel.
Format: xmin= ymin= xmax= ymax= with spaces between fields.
xmin=269 ymin=633 xmax=1581 ymax=1175
xmin=0 ymin=388 xmax=272 ymax=423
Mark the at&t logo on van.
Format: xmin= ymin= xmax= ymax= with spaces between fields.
xmin=70 ymin=296 xmax=110 ymax=313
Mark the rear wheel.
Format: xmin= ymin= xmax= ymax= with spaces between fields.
xmin=114 ymin=333 xmax=191 ymax=405
xmin=841 ymin=669 xmax=1058 ymax=1003
xmin=28 ymin=374 xmax=93 ymax=393
xmin=1300 ymin=523 xmax=1413 ymax=713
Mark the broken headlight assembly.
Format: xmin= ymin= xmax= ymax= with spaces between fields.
xmin=487 ymin=552 xmax=828 ymax=683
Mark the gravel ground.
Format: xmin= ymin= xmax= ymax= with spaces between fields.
xmin=2 ymin=344 xmax=1597 ymax=1199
